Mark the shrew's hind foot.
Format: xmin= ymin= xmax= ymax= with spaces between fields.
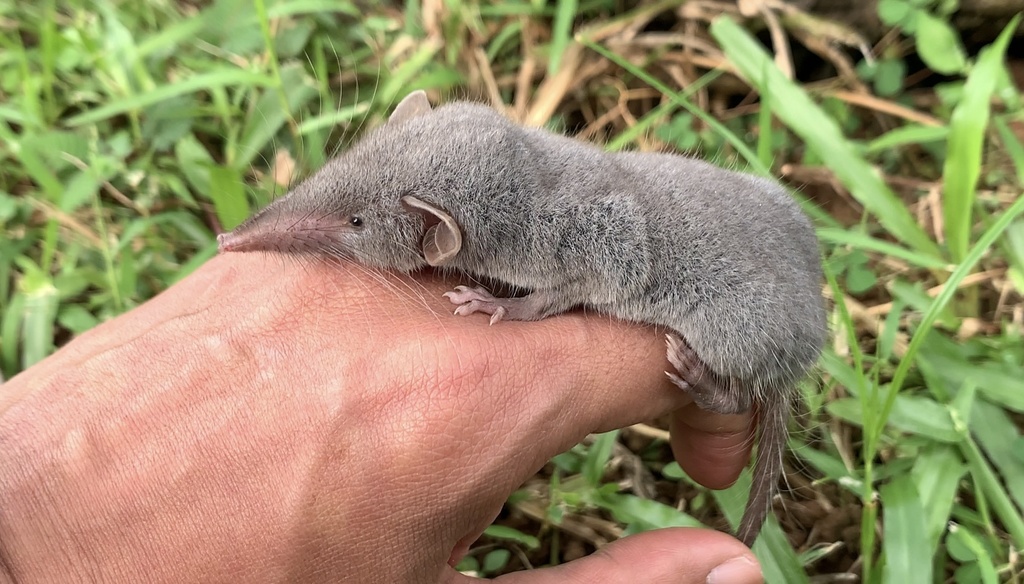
xmin=665 ymin=334 xmax=751 ymax=415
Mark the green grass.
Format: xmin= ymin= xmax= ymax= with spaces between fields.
xmin=3 ymin=0 xmax=1024 ymax=581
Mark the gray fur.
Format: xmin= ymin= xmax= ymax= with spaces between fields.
xmin=220 ymin=97 xmax=828 ymax=547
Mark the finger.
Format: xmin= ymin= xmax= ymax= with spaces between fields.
xmin=430 ymin=311 xmax=695 ymax=455
xmin=670 ymin=403 xmax=755 ymax=490
xmin=443 ymin=528 xmax=762 ymax=584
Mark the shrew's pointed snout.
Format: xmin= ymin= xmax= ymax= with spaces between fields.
xmin=216 ymin=231 xmax=242 ymax=253
xmin=215 ymin=215 xmax=351 ymax=257
xmin=216 ymin=229 xmax=267 ymax=253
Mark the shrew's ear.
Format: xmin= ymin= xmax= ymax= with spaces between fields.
xmin=401 ymin=195 xmax=462 ymax=266
xmin=389 ymin=91 xmax=432 ymax=125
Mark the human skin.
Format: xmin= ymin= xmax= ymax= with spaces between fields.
xmin=0 ymin=253 xmax=761 ymax=583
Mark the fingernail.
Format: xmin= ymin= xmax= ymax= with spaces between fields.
xmin=706 ymin=556 xmax=762 ymax=584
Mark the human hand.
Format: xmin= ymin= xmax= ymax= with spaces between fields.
xmin=0 ymin=253 xmax=761 ymax=583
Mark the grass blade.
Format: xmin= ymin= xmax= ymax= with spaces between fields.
xmin=1 ymin=293 xmax=26 ymax=376
xmin=208 ymin=165 xmax=250 ymax=231
xmin=234 ymin=63 xmax=318 ymax=170
xmin=880 ymin=475 xmax=933 ymax=584
xmin=874 ymin=192 xmax=1024 ymax=452
xmin=297 ymin=102 xmax=371 ymax=135
xmin=910 ymin=444 xmax=967 ymax=549
xmin=548 ymin=0 xmax=578 ymax=76
xmin=710 ymin=16 xmax=941 ymax=258
xmin=993 ymin=116 xmax=1024 ymax=184
xmin=16 ymin=262 xmax=59 ymax=368
xmin=136 ymin=14 xmax=207 ymax=58
xmin=959 ymin=432 xmax=1024 ymax=548
xmin=969 ymin=400 xmax=1024 ymax=514
xmin=582 ymin=39 xmax=766 ymax=175
xmin=947 ymin=525 xmax=999 ymax=584
xmin=864 ymin=124 xmax=949 ymax=154
xmin=595 ymin=491 xmax=702 ymax=529
xmin=826 ymin=394 xmax=960 ymax=443
xmin=66 ymin=70 xmax=278 ymax=126
xmin=817 ymin=228 xmax=952 ymax=270
xmin=267 ymin=0 xmax=360 ymax=18
xmin=942 ymin=16 xmax=1019 ymax=263
xmin=581 ymin=430 xmax=618 ymax=486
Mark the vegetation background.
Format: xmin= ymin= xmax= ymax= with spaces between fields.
xmin=2 ymin=0 xmax=1023 ymax=582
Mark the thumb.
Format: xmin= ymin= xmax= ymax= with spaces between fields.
xmin=445 ymin=528 xmax=763 ymax=584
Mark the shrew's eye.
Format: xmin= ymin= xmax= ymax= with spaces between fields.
xmin=349 ymin=216 xmax=363 ymax=227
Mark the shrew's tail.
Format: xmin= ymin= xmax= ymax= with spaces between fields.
xmin=735 ymin=392 xmax=789 ymax=547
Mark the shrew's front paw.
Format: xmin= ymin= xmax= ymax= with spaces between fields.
xmin=443 ymin=286 xmax=508 ymax=325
